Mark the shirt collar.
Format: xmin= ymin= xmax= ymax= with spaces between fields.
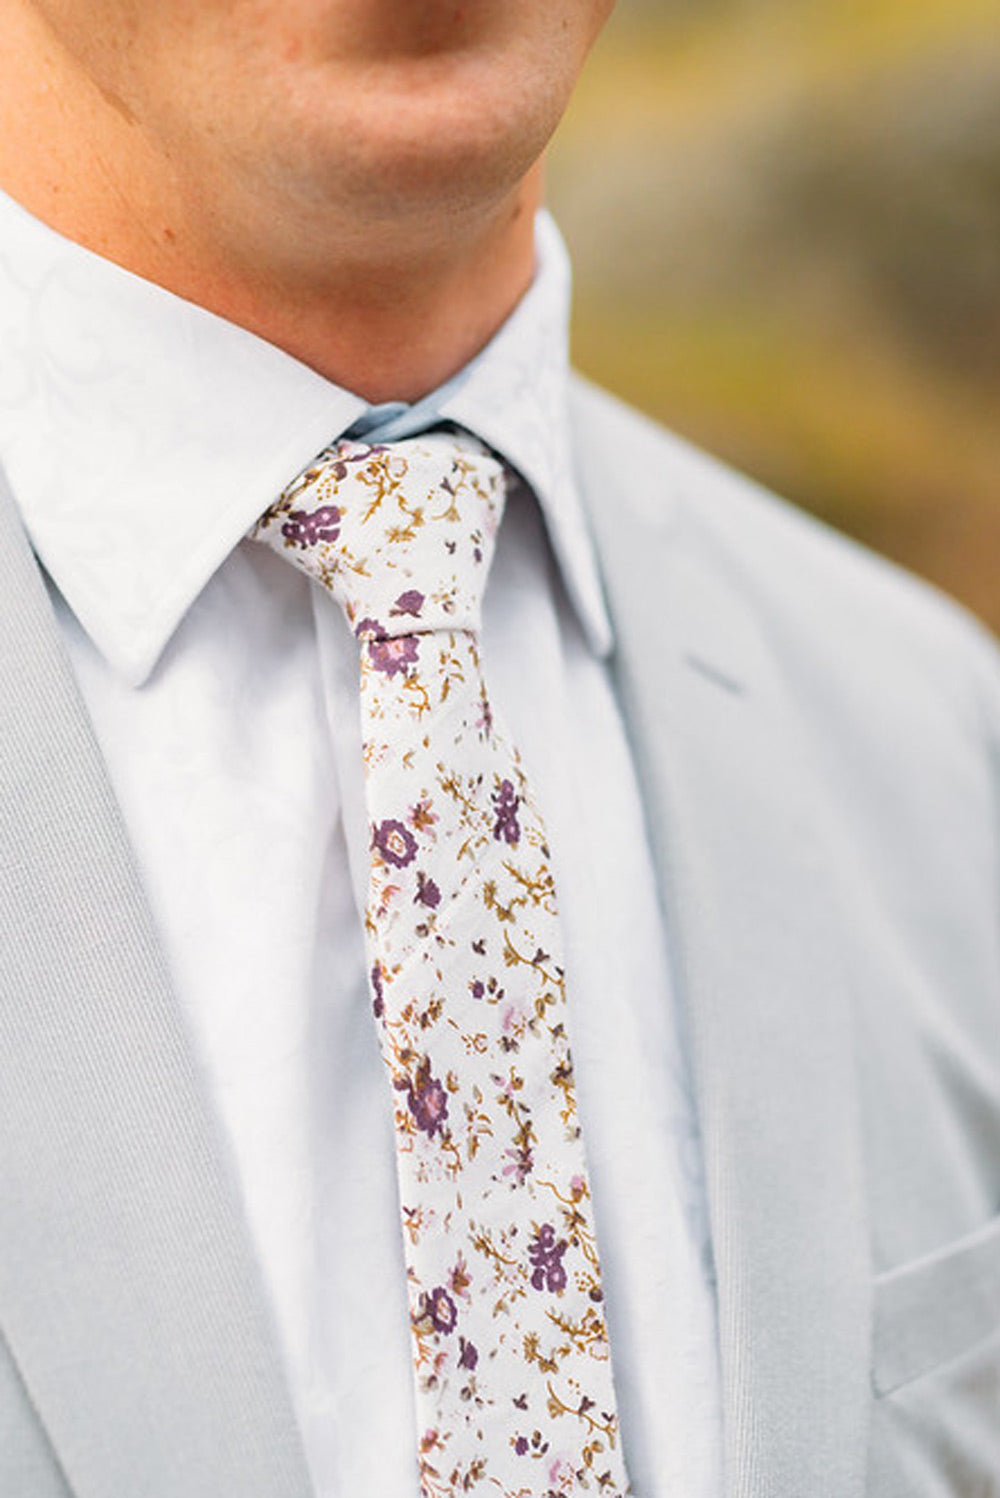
xmin=439 ymin=213 xmax=612 ymax=662
xmin=0 ymin=192 xmax=611 ymax=685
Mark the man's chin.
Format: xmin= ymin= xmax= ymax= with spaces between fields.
xmin=235 ymin=66 xmax=557 ymax=234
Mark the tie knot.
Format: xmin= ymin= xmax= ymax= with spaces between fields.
xmin=251 ymin=432 xmax=506 ymax=642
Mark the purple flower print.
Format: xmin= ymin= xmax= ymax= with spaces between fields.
xmin=371 ymin=962 xmax=385 ymax=1019
xmin=502 ymin=1144 xmax=534 ymax=1185
xmin=329 ymin=442 xmax=388 ymax=481
xmin=548 ymin=1457 xmax=573 ymax=1490
xmin=409 ymin=798 xmax=438 ymax=833
xmin=501 ymin=1004 xmax=522 ymax=1037
xmin=403 ymin=1059 xmax=449 ymax=1138
xmin=528 ymin=1223 xmax=568 ymax=1293
xmin=458 ymin=1336 xmax=478 ymax=1370
xmin=368 ymin=635 xmax=419 ymax=678
xmin=372 ymin=818 xmax=418 ymax=869
xmin=280 ymin=505 xmax=341 ymax=548
xmin=391 ymin=589 xmax=425 ymax=617
xmin=415 ymin=870 xmax=441 ymax=908
xmin=514 ymin=1436 xmax=529 ymax=1457
xmin=424 ymin=1285 xmax=458 ymax=1334
xmin=492 ymin=778 xmax=521 ymax=845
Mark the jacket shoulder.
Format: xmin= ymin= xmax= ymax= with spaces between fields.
xmin=569 ymin=373 xmax=1000 ymax=711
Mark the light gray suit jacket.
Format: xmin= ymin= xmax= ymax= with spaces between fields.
xmin=1 ymin=377 xmax=998 ymax=1498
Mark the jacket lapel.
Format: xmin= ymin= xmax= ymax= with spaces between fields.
xmin=0 ymin=470 xmax=311 ymax=1498
xmin=571 ymin=383 xmax=872 ymax=1498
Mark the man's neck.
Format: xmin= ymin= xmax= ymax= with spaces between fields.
xmin=118 ymin=184 xmax=542 ymax=403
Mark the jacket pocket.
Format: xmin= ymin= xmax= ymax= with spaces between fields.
xmin=873 ymin=1212 xmax=1000 ymax=1397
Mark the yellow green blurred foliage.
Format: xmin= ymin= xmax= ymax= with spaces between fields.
xmin=548 ymin=0 xmax=1000 ymax=629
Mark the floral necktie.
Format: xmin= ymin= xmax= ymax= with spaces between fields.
xmin=250 ymin=432 xmax=630 ymax=1498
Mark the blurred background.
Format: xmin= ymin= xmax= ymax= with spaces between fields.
xmin=547 ymin=0 xmax=1000 ymax=630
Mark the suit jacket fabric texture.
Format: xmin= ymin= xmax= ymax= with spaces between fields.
xmin=0 ymin=376 xmax=998 ymax=1498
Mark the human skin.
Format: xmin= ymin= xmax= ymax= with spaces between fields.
xmin=0 ymin=0 xmax=614 ymax=400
